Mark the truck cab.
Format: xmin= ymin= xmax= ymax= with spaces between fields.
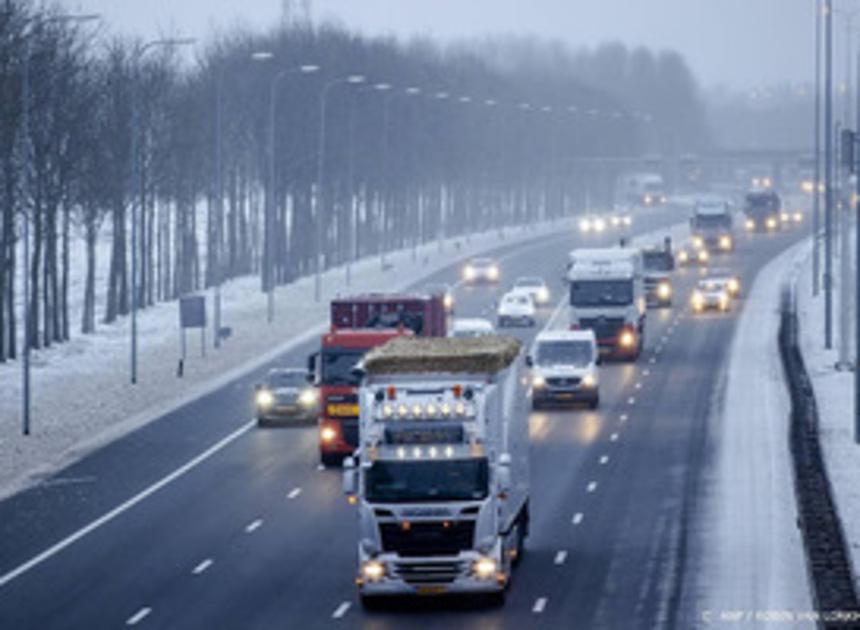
xmin=567 ymin=248 xmax=646 ymax=361
xmin=641 ymin=242 xmax=675 ymax=308
xmin=345 ymin=336 xmax=529 ymax=607
xmin=690 ymin=198 xmax=734 ymax=252
xmin=743 ymin=190 xmax=782 ymax=232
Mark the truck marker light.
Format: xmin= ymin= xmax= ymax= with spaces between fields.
xmin=426 ymin=403 xmax=438 ymax=417
xmin=429 ymin=446 xmax=438 ymax=458
xmin=397 ymin=404 xmax=408 ymax=418
xmin=412 ymin=447 xmax=422 ymax=458
xmin=412 ymin=404 xmax=423 ymax=418
xmin=440 ymin=403 xmax=452 ymax=416
xmin=445 ymin=446 xmax=454 ymax=458
xmin=397 ymin=447 xmax=406 ymax=459
xmin=348 ymin=495 xmax=358 ymax=505
xmin=382 ymin=404 xmax=394 ymax=419
xmin=386 ymin=386 xmax=397 ymax=400
xmin=453 ymin=384 xmax=463 ymax=398
xmin=455 ymin=402 xmax=467 ymax=416
xmin=401 ymin=521 xmax=411 ymax=531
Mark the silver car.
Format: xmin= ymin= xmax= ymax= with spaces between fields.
xmin=255 ymin=368 xmax=319 ymax=425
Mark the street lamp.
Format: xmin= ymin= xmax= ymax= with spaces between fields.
xmin=130 ymin=37 xmax=195 ymax=386
xmin=314 ymin=74 xmax=366 ymax=302
xmin=252 ymin=53 xmax=320 ymax=321
xmin=18 ymin=11 xmax=100 ymax=435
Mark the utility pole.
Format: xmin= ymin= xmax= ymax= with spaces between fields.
xmin=825 ymin=0 xmax=834 ymax=349
xmin=855 ymin=50 xmax=860 ymax=443
xmin=815 ymin=0 xmax=822 ymax=297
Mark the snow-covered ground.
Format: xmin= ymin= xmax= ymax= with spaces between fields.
xmin=796 ymin=231 xmax=860 ymax=593
xmin=696 ymin=238 xmax=814 ymax=627
xmin=0 ymin=217 xmax=587 ymax=499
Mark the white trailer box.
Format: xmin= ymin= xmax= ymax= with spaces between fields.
xmin=344 ymin=336 xmax=529 ymax=607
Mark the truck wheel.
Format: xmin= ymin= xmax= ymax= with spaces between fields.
xmin=359 ymin=594 xmax=385 ymax=611
xmin=589 ymin=397 xmax=600 ymax=410
xmin=320 ymin=453 xmax=343 ymax=467
xmin=484 ymin=590 xmax=506 ymax=608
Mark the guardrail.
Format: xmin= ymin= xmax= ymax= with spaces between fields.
xmin=778 ymin=285 xmax=860 ymax=627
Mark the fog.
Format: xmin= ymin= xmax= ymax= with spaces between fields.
xmin=63 ymin=0 xmax=813 ymax=89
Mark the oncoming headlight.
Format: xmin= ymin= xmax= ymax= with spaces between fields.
xmin=537 ymin=287 xmax=550 ymax=303
xmin=464 ymin=266 xmax=476 ymax=281
xmin=298 ymin=389 xmax=317 ymax=407
xmin=532 ymin=374 xmax=546 ymax=389
xmin=746 ymin=219 xmax=756 ymax=231
xmin=719 ymin=236 xmax=732 ymax=250
xmin=692 ymin=236 xmax=704 ymax=249
xmin=473 ymin=556 xmax=497 ymax=580
xmin=657 ymin=282 xmax=672 ymax=299
xmin=619 ymin=329 xmax=636 ymax=348
xmin=256 ymin=390 xmax=274 ymax=408
xmin=582 ymin=373 xmax=597 ymax=388
xmin=691 ymin=291 xmax=704 ymax=310
xmin=728 ymin=278 xmax=740 ymax=295
xmin=361 ymin=560 xmax=385 ymax=583
xmin=488 ymin=266 xmax=500 ymax=280
xmin=320 ymin=426 xmax=337 ymax=443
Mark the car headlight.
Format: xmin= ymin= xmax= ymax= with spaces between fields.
xmin=256 ymin=390 xmax=274 ymax=408
xmin=746 ymin=219 xmax=756 ymax=231
xmin=579 ymin=219 xmax=591 ymax=232
xmin=619 ymin=329 xmax=636 ymax=348
xmin=582 ymin=373 xmax=597 ymax=388
xmin=719 ymin=236 xmax=732 ymax=250
xmin=320 ymin=426 xmax=338 ymax=443
xmin=691 ymin=292 xmax=704 ymax=310
xmin=766 ymin=217 xmax=777 ymax=229
xmin=443 ymin=294 xmax=454 ymax=310
xmin=793 ymin=212 xmax=803 ymax=223
xmin=623 ymin=216 xmax=632 ymax=226
xmin=594 ymin=219 xmax=606 ymax=232
xmin=488 ymin=266 xmax=499 ymax=280
xmin=658 ymin=282 xmax=672 ymax=298
xmin=361 ymin=560 xmax=385 ymax=583
xmin=692 ymin=236 xmax=704 ymax=249
xmin=473 ymin=556 xmax=497 ymax=580
xmin=532 ymin=374 xmax=546 ymax=389
xmin=644 ymin=194 xmax=653 ymax=206
xmin=698 ymin=250 xmax=709 ymax=262
xmin=611 ymin=216 xmax=620 ymax=226
xmin=678 ymin=250 xmax=689 ymax=262
xmin=299 ymin=389 xmax=317 ymax=407
xmin=464 ymin=266 xmax=476 ymax=281
xmin=728 ymin=279 xmax=740 ymax=295
xmin=537 ymin=288 xmax=550 ymax=303
xmin=719 ymin=293 xmax=729 ymax=310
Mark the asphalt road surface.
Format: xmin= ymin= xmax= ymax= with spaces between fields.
xmin=0 ymin=209 xmax=805 ymax=629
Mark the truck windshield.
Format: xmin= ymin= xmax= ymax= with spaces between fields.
xmin=642 ymin=252 xmax=672 ymax=272
xmin=536 ymin=341 xmax=592 ymax=367
xmin=321 ymin=350 xmax=365 ymax=386
xmin=692 ymin=214 xmax=731 ymax=229
xmin=365 ymin=458 xmax=489 ymax=503
xmin=570 ymin=280 xmax=633 ymax=307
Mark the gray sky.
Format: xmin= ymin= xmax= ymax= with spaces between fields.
xmin=63 ymin=0 xmax=817 ymax=90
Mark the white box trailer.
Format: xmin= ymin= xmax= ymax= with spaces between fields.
xmin=567 ymin=248 xmax=646 ymax=361
xmin=343 ymin=336 xmax=529 ymax=607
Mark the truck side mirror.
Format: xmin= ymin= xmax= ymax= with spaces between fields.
xmin=524 ymin=355 xmax=533 ymax=368
xmin=497 ymin=453 xmax=512 ymax=497
xmin=343 ymin=457 xmax=358 ymax=499
xmin=307 ymin=352 xmax=319 ymax=384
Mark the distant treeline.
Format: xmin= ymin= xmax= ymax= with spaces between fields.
xmin=0 ymin=1 xmax=709 ymax=362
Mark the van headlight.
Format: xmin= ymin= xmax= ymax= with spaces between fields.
xmin=766 ymin=217 xmax=778 ymax=230
xmin=473 ymin=556 xmax=497 ymax=580
xmin=582 ymin=373 xmax=597 ymax=388
xmin=532 ymin=373 xmax=546 ymax=389
xmin=256 ymin=390 xmax=274 ymax=408
xmin=657 ymin=282 xmax=672 ymax=299
xmin=579 ymin=218 xmax=591 ymax=232
xmin=728 ymin=278 xmax=740 ymax=295
xmin=361 ymin=560 xmax=385 ymax=582
xmin=298 ymin=389 xmax=318 ymax=407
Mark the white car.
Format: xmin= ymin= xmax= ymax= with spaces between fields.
xmin=449 ymin=317 xmax=496 ymax=338
xmin=691 ymin=278 xmax=731 ymax=313
xmin=527 ymin=330 xmax=600 ymax=409
xmin=609 ymin=212 xmax=632 ymax=228
xmin=578 ymin=214 xmax=607 ymax=234
xmin=463 ymin=257 xmax=500 ymax=284
xmin=512 ymin=276 xmax=551 ymax=306
xmin=497 ymin=291 xmax=536 ymax=327
xmin=706 ymin=269 xmax=741 ymax=298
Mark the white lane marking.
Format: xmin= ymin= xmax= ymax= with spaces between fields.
xmin=649 ymin=357 xmax=657 ymax=364
xmin=627 ymin=397 xmax=636 ymax=405
xmin=600 ymin=455 xmax=610 ymax=465
xmin=610 ymin=433 xmax=619 ymax=442
xmin=620 ymin=413 xmax=628 ymax=422
xmin=245 ymin=519 xmax=263 ymax=533
xmin=661 ymin=335 xmax=668 ymax=343
xmin=586 ymin=481 xmax=598 ymax=493
xmin=655 ymin=345 xmax=663 ymax=354
xmin=532 ymin=597 xmax=548 ymax=613
xmin=126 ymin=607 xmax=152 ymax=626
xmin=332 ymin=601 xmax=351 ymax=619
xmin=316 ymin=464 xmax=326 ymax=471
xmin=192 ymin=558 xmax=213 ymax=575
xmin=572 ymin=512 xmax=584 ymax=525
xmin=635 ymin=382 xmax=642 ymax=390
xmin=287 ymin=487 xmax=302 ymax=500
xmin=554 ymin=551 xmax=568 ymax=565
xmin=0 ymin=421 xmax=254 ymax=589
xmin=643 ymin=369 xmax=651 ymax=376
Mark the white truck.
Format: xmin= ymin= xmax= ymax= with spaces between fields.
xmin=616 ymin=172 xmax=667 ymax=207
xmin=344 ymin=336 xmax=529 ymax=608
xmin=567 ymin=248 xmax=646 ymax=361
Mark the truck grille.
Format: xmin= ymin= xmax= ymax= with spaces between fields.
xmin=579 ymin=317 xmax=625 ymax=339
xmin=379 ymin=521 xmax=475 ymax=557
xmin=393 ymin=560 xmax=467 ymax=585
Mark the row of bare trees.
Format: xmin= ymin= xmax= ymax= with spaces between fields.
xmin=0 ymin=1 xmax=709 ymax=363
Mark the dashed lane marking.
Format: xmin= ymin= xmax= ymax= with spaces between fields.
xmin=600 ymin=455 xmax=610 ymax=465
xmin=533 ymin=597 xmax=548 ymax=613
xmin=332 ymin=602 xmax=351 ymax=619
xmin=635 ymin=382 xmax=642 ymax=390
xmin=628 ymin=397 xmax=636 ymax=405
xmin=554 ymin=551 xmax=568 ymax=565
xmin=587 ymin=481 xmax=598 ymax=493
xmin=620 ymin=413 xmax=629 ymax=422
xmin=572 ymin=513 xmax=584 ymax=525
xmin=192 ymin=559 xmax=213 ymax=575
xmin=245 ymin=519 xmax=263 ymax=533
xmin=610 ymin=433 xmax=619 ymax=442
xmin=126 ymin=607 xmax=152 ymax=626
xmin=287 ymin=487 xmax=302 ymax=500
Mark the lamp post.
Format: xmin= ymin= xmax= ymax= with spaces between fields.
xmin=825 ymin=0 xmax=834 ymax=349
xmin=815 ymin=0 xmax=823 ymax=297
xmin=252 ymin=53 xmax=320 ymax=321
xmin=19 ymin=11 xmax=100 ymax=434
xmin=130 ymin=37 xmax=195 ymax=385
xmin=404 ymin=87 xmax=422 ymax=262
xmin=314 ymin=74 xmax=366 ymax=303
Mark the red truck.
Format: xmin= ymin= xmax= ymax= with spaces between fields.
xmin=312 ymin=293 xmax=448 ymax=466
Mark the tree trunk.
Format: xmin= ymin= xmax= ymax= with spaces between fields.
xmin=82 ymin=216 xmax=97 ymax=334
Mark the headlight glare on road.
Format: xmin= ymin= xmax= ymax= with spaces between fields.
xmin=256 ymin=389 xmax=274 ymax=408
xmin=361 ymin=560 xmax=385 ymax=582
xmin=473 ymin=556 xmax=497 ymax=580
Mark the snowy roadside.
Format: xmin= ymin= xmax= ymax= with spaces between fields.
xmin=0 ymin=216 xmax=589 ymax=500
xmin=696 ymin=238 xmax=814 ymax=627
xmin=796 ymin=236 xmax=860 ymax=593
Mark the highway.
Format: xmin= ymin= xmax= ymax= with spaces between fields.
xmin=0 ymin=209 xmax=804 ymax=629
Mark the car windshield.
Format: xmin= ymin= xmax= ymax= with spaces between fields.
xmin=321 ymin=350 xmax=365 ymax=386
xmin=505 ymin=295 xmax=530 ymax=306
xmin=643 ymin=251 xmax=672 ymax=272
xmin=472 ymin=259 xmax=493 ymax=268
xmin=267 ymin=371 xmax=307 ymax=388
xmin=570 ymin=280 xmax=633 ymax=307
xmin=365 ymin=458 xmax=489 ymax=503
xmin=536 ymin=340 xmax=592 ymax=367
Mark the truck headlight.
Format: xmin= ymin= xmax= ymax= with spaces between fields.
xmin=793 ymin=211 xmax=803 ymax=223
xmin=464 ymin=266 xmax=476 ymax=281
xmin=766 ymin=217 xmax=778 ymax=230
xmin=488 ymin=266 xmax=499 ymax=281
xmin=594 ymin=218 xmax=606 ymax=232
xmin=657 ymin=282 xmax=672 ymax=299
xmin=719 ymin=236 xmax=732 ymax=250
xmin=537 ymin=288 xmax=550 ymax=303
xmin=473 ymin=556 xmax=497 ymax=580
xmin=256 ymin=390 xmax=274 ymax=408
xmin=698 ymin=250 xmax=709 ymax=263
xmin=623 ymin=216 xmax=632 ymax=226
xmin=532 ymin=374 xmax=546 ymax=389
xmin=579 ymin=219 xmax=591 ymax=232
xmin=746 ymin=219 xmax=756 ymax=231
xmin=361 ymin=560 xmax=385 ymax=582
xmin=691 ymin=291 xmax=704 ymax=310
xmin=780 ymin=212 xmax=790 ymax=223
xmin=299 ymin=389 xmax=317 ymax=407
xmin=582 ymin=373 xmax=597 ymax=388
xmin=678 ymin=250 xmax=689 ymax=263
xmin=692 ymin=236 xmax=704 ymax=249
xmin=320 ymin=426 xmax=338 ymax=443
xmin=443 ymin=294 xmax=454 ymax=310
xmin=619 ymin=330 xmax=636 ymax=348
xmin=728 ymin=278 xmax=740 ymax=295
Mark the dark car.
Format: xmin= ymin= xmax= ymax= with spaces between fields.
xmin=255 ymin=368 xmax=319 ymax=425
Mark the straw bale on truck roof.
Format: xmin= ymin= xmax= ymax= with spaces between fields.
xmin=364 ymin=336 xmax=522 ymax=375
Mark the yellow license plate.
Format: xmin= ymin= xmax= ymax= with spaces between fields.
xmin=327 ymin=403 xmax=359 ymax=417
xmin=417 ymin=585 xmax=447 ymax=596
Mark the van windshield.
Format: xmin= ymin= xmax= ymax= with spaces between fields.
xmin=536 ymin=340 xmax=592 ymax=367
xmin=570 ymin=280 xmax=633 ymax=307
